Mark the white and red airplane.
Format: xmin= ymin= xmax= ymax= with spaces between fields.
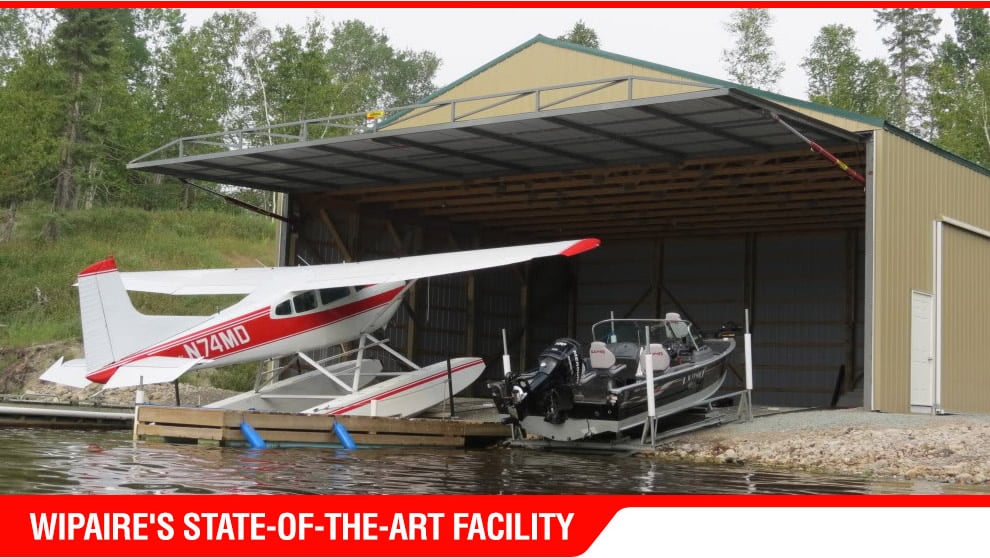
xmin=41 ymin=239 xmax=600 ymax=409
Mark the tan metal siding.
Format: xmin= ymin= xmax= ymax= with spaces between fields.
xmin=941 ymin=226 xmax=990 ymax=412
xmin=872 ymin=131 xmax=990 ymax=412
xmin=386 ymin=43 xmax=715 ymax=129
xmin=776 ymin=104 xmax=878 ymax=133
xmin=386 ymin=41 xmax=879 ymax=134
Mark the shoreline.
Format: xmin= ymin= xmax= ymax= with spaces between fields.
xmin=650 ymin=407 xmax=990 ymax=485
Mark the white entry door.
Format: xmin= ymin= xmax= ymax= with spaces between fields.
xmin=910 ymin=291 xmax=934 ymax=411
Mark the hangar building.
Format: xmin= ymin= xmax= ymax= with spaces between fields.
xmin=130 ymin=36 xmax=990 ymax=414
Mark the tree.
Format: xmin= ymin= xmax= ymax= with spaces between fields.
xmin=874 ymin=8 xmax=942 ymax=135
xmin=928 ymin=8 xmax=990 ymax=166
xmin=50 ymin=8 xmax=116 ymax=211
xmin=801 ymin=24 xmax=898 ymax=120
xmin=556 ymin=20 xmax=600 ymax=49
xmin=721 ymin=8 xmax=785 ymax=91
xmin=326 ymin=19 xmax=438 ymax=111
xmin=0 ymin=40 xmax=62 ymax=220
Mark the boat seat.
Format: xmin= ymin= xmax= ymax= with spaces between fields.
xmin=636 ymin=343 xmax=671 ymax=378
xmin=666 ymin=312 xmax=692 ymax=340
xmin=588 ymin=341 xmax=627 ymax=375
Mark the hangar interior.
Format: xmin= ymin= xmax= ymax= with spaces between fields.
xmin=131 ymin=78 xmax=870 ymax=409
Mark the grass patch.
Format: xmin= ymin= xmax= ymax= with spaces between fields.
xmin=0 ymin=202 xmax=277 ymax=348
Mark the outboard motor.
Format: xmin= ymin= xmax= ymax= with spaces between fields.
xmin=487 ymin=338 xmax=585 ymax=424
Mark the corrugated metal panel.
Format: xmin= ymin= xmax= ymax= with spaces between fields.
xmin=754 ymin=232 xmax=849 ymax=407
xmin=575 ymin=240 xmax=657 ymax=340
xmin=474 ymin=267 xmax=522 ymax=375
xmin=661 ymin=236 xmax=747 ymax=393
xmin=526 ymin=259 xmax=575 ymax=365
xmin=661 ymin=237 xmax=745 ymax=334
xmin=941 ymin=226 xmax=990 ymax=413
xmin=872 ymin=131 xmax=990 ymax=412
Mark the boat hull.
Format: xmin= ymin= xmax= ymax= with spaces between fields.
xmin=490 ymin=334 xmax=735 ymax=442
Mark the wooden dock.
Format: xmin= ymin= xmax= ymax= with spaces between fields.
xmin=134 ymin=405 xmax=511 ymax=448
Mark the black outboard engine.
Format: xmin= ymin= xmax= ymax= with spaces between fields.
xmin=487 ymin=338 xmax=585 ymax=424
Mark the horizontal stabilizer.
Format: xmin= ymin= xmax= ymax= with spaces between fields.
xmin=104 ymin=356 xmax=206 ymax=389
xmin=40 ymin=358 xmax=92 ymax=389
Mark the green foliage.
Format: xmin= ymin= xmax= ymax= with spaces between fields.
xmin=801 ymin=24 xmax=898 ymax=120
xmin=556 ymin=20 xmax=601 ymax=49
xmin=188 ymin=363 xmax=258 ymax=392
xmin=721 ymin=8 xmax=784 ymax=91
xmin=0 ymin=202 xmax=276 ymax=348
xmin=874 ymin=8 xmax=942 ymax=135
xmin=928 ymin=9 xmax=990 ymax=166
xmin=0 ymin=9 xmax=440 ymax=213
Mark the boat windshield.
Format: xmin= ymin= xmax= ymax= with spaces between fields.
xmin=592 ymin=319 xmax=700 ymax=348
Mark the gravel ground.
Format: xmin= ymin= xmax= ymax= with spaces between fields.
xmin=653 ymin=407 xmax=990 ymax=485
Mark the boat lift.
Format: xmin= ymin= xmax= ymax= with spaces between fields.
xmin=506 ymin=310 xmax=756 ymax=452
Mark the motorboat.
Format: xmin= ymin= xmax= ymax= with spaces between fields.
xmin=488 ymin=314 xmax=736 ymax=441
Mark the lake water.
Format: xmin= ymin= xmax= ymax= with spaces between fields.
xmin=1 ymin=428 xmax=987 ymax=495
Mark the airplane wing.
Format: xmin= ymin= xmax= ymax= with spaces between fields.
xmin=120 ymin=267 xmax=276 ymax=295
xmin=118 ymin=238 xmax=599 ymax=295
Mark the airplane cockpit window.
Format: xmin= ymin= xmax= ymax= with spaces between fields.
xmin=274 ymin=299 xmax=292 ymax=316
xmin=319 ymin=287 xmax=350 ymax=306
xmin=293 ymin=290 xmax=318 ymax=313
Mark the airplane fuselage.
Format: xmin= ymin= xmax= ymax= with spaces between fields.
xmin=84 ymin=281 xmax=407 ymax=384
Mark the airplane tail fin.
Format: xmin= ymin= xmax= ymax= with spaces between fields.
xmin=75 ymin=257 xmax=205 ymax=374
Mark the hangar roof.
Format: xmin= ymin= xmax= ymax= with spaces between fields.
xmin=128 ymin=86 xmax=862 ymax=196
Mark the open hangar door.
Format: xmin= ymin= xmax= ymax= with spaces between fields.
xmin=129 ymin=88 xmax=869 ymax=406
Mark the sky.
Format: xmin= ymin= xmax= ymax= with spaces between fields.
xmin=182 ymin=7 xmax=957 ymax=101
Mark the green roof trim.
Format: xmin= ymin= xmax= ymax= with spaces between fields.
xmin=384 ymin=34 xmax=988 ymax=179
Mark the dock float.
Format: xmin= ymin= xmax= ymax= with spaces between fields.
xmin=0 ymin=402 xmax=133 ymax=429
xmin=133 ymin=405 xmax=511 ymax=448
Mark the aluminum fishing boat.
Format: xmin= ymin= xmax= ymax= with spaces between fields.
xmin=488 ymin=314 xmax=736 ymax=441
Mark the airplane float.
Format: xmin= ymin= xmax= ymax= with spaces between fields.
xmin=41 ymin=238 xmax=599 ymax=417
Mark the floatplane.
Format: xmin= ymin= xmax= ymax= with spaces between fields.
xmin=41 ymin=238 xmax=599 ymax=417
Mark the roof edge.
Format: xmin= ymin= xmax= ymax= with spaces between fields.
xmin=881 ymin=123 xmax=990 ymax=178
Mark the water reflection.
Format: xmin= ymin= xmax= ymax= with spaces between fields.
xmin=0 ymin=428 xmax=985 ymax=495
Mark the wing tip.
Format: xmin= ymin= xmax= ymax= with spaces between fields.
xmin=560 ymin=238 xmax=601 ymax=257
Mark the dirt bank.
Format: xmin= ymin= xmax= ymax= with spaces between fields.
xmin=653 ymin=407 xmax=990 ymax=485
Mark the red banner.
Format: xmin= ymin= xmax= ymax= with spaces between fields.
xmin=4 ymin=494 xmax=990 ymax=557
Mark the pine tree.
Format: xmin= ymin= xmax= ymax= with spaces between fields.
xmin=556 ymin=20 xmax=601 ymax=49
xmin=874 ymin=8 xmax=941 ymax=135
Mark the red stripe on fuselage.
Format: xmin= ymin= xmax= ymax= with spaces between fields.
xmin=85 ymin=286 xmax=405 ymax=384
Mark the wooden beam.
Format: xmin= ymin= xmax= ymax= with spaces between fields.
xmin=318 ymin=208 xmax=352 ymax=262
